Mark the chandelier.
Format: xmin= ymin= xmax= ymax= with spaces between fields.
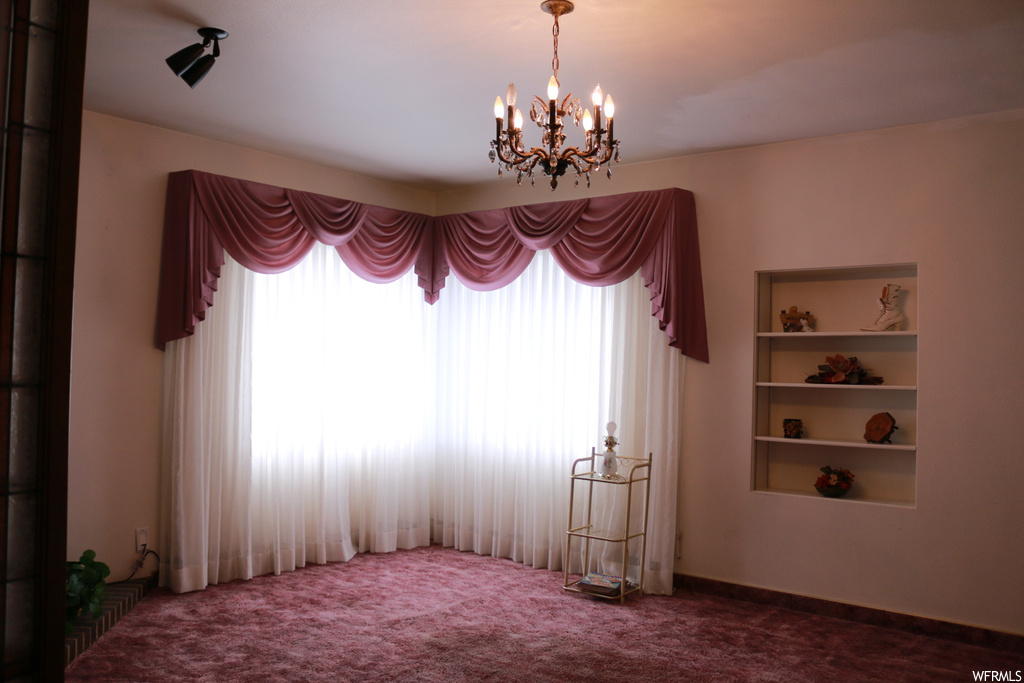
xmin=489 ymin=0 xmax=620 ymax=190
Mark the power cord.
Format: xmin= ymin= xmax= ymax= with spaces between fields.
xmin=113 ymin=544 xmax=161 ymax=584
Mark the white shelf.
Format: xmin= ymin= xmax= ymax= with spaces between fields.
xmin=757 ymin=331 xmax=918 ymax=338
xmin=754 ymin=436 xmax=917 ymax=451
xmin=756 ymin=382 xmax=916 ymax=390
xmin=754 ymin=488 xmax=916 ymax=508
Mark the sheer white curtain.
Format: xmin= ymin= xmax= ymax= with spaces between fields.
xmin=160 ymin=243 xmax=685 ymax=594
xmin=250 ymin=243 xmax=438 ymax=572
xmin=431 ymin=250 xmax=618 ymax=567
xmin=160 ymin=254 xmax=256 ymax=592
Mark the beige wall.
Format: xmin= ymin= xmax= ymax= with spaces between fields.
xmin=72 ymin=109 xmax=1024 ymax=634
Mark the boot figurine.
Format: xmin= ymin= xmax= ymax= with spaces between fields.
xmin=861 ymin=284 xmax=905 ymax=331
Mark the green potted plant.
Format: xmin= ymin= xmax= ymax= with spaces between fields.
xmin=66 ymin=549 xmax=110 ymax=633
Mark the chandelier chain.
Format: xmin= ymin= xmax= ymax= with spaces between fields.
xmin=552 ymin=15 xmax=560 ymax=80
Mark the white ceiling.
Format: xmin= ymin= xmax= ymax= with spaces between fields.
xmin=83 ymin=0 xmax=1024 ymax=192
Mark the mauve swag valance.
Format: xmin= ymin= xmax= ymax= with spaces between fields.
xmin=156 ymin=170 xmax=709 ymax=363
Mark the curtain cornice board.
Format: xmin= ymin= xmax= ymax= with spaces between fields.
xmin=156 ymin=170 xmax=709 ymax=362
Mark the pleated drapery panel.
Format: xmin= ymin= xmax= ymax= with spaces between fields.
xmin=156 ymin=170 xmax=708 ymax=363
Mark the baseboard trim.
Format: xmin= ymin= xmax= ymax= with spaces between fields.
xmin=65 ymin=575 xmax=157 ymax=668
xmin=674 ymin=574 xmax=1023 ymax=654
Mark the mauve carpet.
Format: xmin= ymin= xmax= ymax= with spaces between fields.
xmin=65 ymin=545 xmax=1022 ymax=682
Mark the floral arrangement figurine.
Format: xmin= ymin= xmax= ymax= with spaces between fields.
xmin=804 ymin=354 xmax=883 ymax=385
xmin=814 ymin=466 xmax=854 ymax=497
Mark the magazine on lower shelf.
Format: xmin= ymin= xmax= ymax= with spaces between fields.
xmin=578 ymin=572 xmax=622 ymax=596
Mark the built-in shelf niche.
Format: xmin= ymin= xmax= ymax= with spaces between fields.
xmin=753 ymin=264 xmax=918 ymax=506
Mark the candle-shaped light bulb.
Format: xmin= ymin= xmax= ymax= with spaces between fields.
xmin=592 ymin=85 xmax=603 ymax=107
xmin=506 ymin=83 xmax=517 ymax=108
xmin=494 ymin=96 xmax=504 ymax=120
xmin=606 ymin=421 xmax=617 ymax=436
xmin=604 ymin=94 xmax=615 ymax=119
xmin=513 ymin=108 xmax=523 ymax=130
xmin=582 ymin=109 xmax=593 ymax=131
xmin=547 ymin=76 xmax=559 ymax=101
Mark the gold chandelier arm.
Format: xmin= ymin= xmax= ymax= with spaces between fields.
xmin=555 ymin=145 xmax=587 ymax=160
xmin=494 ymin=141 xmax=549 ymax=168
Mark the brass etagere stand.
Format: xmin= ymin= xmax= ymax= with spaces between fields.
xmin=563 ymin=448 xmax=652 ymax=603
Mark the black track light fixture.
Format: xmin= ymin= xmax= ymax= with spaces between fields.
xmin=166 ymin=27 xmax=228 ymax=88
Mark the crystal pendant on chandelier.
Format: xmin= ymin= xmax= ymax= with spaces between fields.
xmin=489 ymin=0 xmax=620 ymax=190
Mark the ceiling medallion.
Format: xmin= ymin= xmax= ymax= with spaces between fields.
xmin=489 ymin=1 xmax=620 ymax=190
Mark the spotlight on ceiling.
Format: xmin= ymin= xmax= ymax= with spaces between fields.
xmin=166 ymin=27 xmax=228 ymax=88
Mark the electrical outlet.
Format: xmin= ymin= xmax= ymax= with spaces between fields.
xmin=135 ymin=527 xmax=149 ymax=553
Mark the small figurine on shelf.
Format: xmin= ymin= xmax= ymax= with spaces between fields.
xmin=601 ymin=422 xmax=618 ymax=477
xmin=780 ymin=306 xmax=815 ymax=332
xmin=864 ymin=412 xmax=898 ymax=444
xmin=861 ymin=283 xmax=905 ymax=331
xmin=783 ymin=418 xmax=803 ymax=439
xmin=814 ymin=465 xmax=855 ymax=497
